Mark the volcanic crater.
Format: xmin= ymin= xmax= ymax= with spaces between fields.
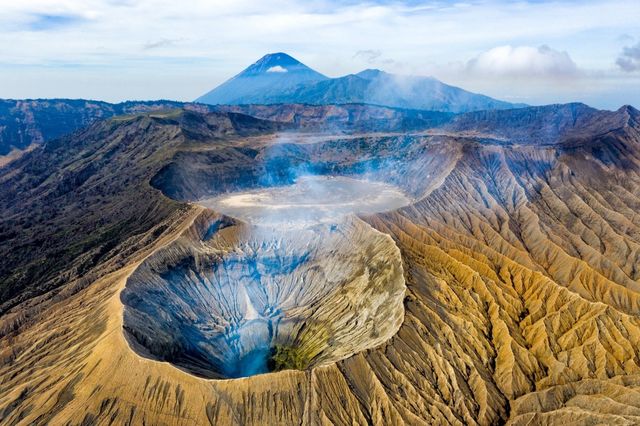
xmin=121 ymin=134 xmax=419 ymax=379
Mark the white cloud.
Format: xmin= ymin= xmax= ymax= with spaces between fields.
xmin=353 ymin=49 xmax=382 ymax=63
xmin=466 ymin=45 xmax=578 ymax=77
xmin=143 ymin=38 xmax=183 ymax=50
xmin=266 ymin=65 xmax=288 ymax=73
xmin=353 ymin=49 xmax=396 ymax=67
xmin=617 ymin=42 xmax=640 ymax=72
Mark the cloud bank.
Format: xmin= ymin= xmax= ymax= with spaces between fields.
xmin=467 ymin=45 xmax=579 ymax=78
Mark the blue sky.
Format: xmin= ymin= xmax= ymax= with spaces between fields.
xmin=0 ymin=0 xmax=638 ymax=109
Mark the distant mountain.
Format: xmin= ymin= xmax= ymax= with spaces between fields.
xmin=271 ymin=69 xmax=523 ymax=113
xmin=0 ymin=97 xmax=449 ymax=162
xmin=196 ymin=53 xmax=328 ymax=105
xmin=196 ymin=53 xmax=524 ymax=113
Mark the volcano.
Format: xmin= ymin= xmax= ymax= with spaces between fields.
xmin=196 ymin=52 xmax=524 ymax=112
xmin=196 ymin=53 xmax=328 ymax=105
xmin=2 ymin=102 xmax=640 ymax=425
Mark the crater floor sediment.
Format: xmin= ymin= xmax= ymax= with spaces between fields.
xmin=198 ymin=175 xmax=412 ymax=227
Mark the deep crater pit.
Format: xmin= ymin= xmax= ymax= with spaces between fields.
xmin=122 ymin=213 xmax=406 ymax=379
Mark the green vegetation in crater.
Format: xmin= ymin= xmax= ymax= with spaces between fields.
xmin=268 ymin=323 xmax=330 ymax=371
xmin=269 ymin=344 xmax=311 ymax=371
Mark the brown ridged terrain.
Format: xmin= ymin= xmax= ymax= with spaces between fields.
xmin=1 ymin=104 xmax=640 ymax=425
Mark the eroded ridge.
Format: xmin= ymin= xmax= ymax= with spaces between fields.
xmin=121 ymin=212 xmax=406 ymax=378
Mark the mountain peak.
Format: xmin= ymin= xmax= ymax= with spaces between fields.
xmin=257 ymin=52 xmax=298 ymax=63
xmin=617 ymin=104 xmax=640 ymax=127
xmin=241 ymin=52 xmax=321 ymax=77
xmin=355 ymin=69 xmax=387 ymax=80
xmin=618 ymin=104 xmax=639 ymax=116
xmin=196 ymin=53 xmax=327 ymax=105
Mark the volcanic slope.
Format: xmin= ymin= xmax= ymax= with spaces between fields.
xmin=1 ymin=104 xmax=640 ymax=425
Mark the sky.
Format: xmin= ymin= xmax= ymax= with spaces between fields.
xmin=0 ymin=0 xmax=639 ymax=109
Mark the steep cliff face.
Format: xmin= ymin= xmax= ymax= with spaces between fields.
xmin=1 ymin=105 xmax=640 ymax=425
xmin=444 ymin=102 xmax=637 ymax=145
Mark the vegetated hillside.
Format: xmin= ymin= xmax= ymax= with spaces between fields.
xmin=1 ymin=104 xmax=640 ymax=425
xmin=0 ymin=99 xmax=214 ymax=156
xmin=0 ymin=109 xmax=282 ymax=314
xmin=196 ymin=52 xmax=523 ymax=113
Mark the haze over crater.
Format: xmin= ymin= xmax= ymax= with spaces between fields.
xmin=197 ymin=175 xmax=412 ymax=227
